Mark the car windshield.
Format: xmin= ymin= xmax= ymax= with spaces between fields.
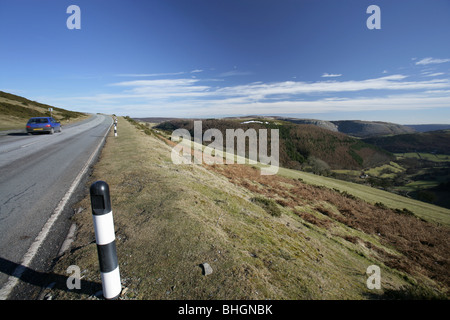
xmin=28 ymin=118 xmax=49 ymax=124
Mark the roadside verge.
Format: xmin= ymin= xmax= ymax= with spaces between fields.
xmin=46 ymin=117 xmax=448 ymax=300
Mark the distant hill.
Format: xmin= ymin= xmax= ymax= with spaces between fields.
xmin=0 ymin=91 xmax=86 ymax=130
xmin=155 ymin=118 xmax=394 ymax=171
xmin=134 ymin=117 xmax=179 ymax=124
xmin=363 ymin=130 xmax=450 ymax=154
xmin=405 ymin=124 xmax=450 ymax=133
xmin=142 ymin=116 xmax=447 ymax=138
xmin=331 ymin=120 xmax=416 ymax=138
xmin=281 ymin=118 xmax=415 ymax=138
xmin=278 ymin=118 xmax=339 ymax=132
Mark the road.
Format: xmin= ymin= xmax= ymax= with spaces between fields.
xmin=0 ymin=114 xmax=112 ymax=299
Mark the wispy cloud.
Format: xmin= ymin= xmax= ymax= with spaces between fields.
xmin=113 ymin=74 xmax=440 ymax=102
xmin=321 ymin=73 xmax=342 ymax=78
xmin=117 ymin=69 xmax=203 ymax=78
xmin=423 ymin=72 xmax=445 ymax=77
xmin=415 ymin=57 xmax=450 ymax=65
xmin=109 ymin=78 xmax=210 ymax=98
xmin=219 ymin=70 xmax=253 ymax=77
xmin=45 ymin=73 xmax=450 ymax=118
xmin=116 ymin=72 xmax=186 ymax=77
xmin=111 ymin=79 xmax=200 ymax=87
xmin=214 ymin=75 xmax=449 ymax=97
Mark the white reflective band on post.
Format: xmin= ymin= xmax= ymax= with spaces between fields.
xmin=101 ymin=267 xmax=121 ymax=300
xmin=90 ymin=180 xmax=121 ymax=300
xmin=93 ymin=211 xmax=116 ymax=245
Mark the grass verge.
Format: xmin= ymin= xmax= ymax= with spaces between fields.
xmin=47 ymin=117 xmax=448 ymax=300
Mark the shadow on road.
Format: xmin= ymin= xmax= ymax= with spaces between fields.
xmin=0 ymin=256 xmax=102 ymax=299
xmin=7 ymin=132 xmax=29 ymax=136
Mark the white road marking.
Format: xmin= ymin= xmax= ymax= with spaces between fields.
xmin=0 ymin=117 xmax=112 ymax=300
xmin=58 ymin=223 xmax=77 ymax=257
xmin=20 ymin=141 xmax=39 ymax=148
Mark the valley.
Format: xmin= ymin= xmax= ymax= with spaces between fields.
xmin=152 ymin=117 xmax=450 ymax=210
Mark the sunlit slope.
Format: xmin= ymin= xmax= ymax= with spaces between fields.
xmin=274 ymin=166 xmax=450 ymax=227
xmin=0 ymin=91 xmax=86 ymax=130
xmin=49 ymin=117 xmax=449 ymax=300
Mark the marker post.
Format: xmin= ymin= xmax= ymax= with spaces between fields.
xmin=89 ymin=181 xmax=121 ymax=300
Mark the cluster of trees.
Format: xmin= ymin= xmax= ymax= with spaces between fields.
xmin=363 ymin=130 xmax=450 ymax=154
xmin=156 ymin=119 xmax=393 ymax=172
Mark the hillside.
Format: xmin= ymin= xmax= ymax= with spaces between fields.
xmin=134 ymin=117 xmax=178 ymax=124
xmin=331 ymin=120 xmax=416 ymax=138
xmin=363 ymin=130 xmax=450 ymax=154
xmin=0 ymin=91 xmax=86 ymax=130
xmin=152 ymin=117 xmax=450 ymax=209
xmin=406 ymin=124 xmax=450 ymax=133
xmin=277 ymin=118 xmax=339 ymax=132
xmin=155 ymin=118 xmax=394 ymax=171
xmin=325 ymin=129 xmax=450 ymax=210
xmin=47 ymin=117 xmax=449 ymax=300
xmin=280 ymin=118 xmax=415 ymax=138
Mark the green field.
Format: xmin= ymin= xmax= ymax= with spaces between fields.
xmin=395 ymin=152 xmax=450 ymax=162
xmin=334 ymin=161 xmax=405 ymax=179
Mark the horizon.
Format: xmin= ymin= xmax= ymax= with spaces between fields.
xmin=130 ymin=114 xmax=450 ymax=127
xmin=1 ymin=0 xmax=449 ymax=124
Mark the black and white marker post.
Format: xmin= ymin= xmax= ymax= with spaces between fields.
xmin=90 ymin=181 xmax=121 ymax=300
xmin=114 ymin=118 xmax=118 ymax=137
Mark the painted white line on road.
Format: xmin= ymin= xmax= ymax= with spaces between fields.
xmin=0 ymin=117 xmax=112 ymax=300
xmin=58 ymin=223 xmax=77 ymax=257
xmin=20 ymin=141 xmax=39 ymax=148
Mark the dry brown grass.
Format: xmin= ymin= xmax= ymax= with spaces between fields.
xmin=208 ymin=163 xmax=450 ymax=293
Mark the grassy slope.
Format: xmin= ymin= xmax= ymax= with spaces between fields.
xmin=165 ymin=127 xmax=449 ymax=227
xmin=275 ymin=167 xmax=450 ymax=227
xmin=47 ymin=118 xmax=448 ymax=300
xmin=0 ymin=91 xmax=87 ymax=130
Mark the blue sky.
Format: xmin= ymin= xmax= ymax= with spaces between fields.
xmin=1 ymin=0 xmax=449 ymax=124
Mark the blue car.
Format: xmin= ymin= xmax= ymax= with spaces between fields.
xmin=26 ymin=117 xmax=62 ymax=134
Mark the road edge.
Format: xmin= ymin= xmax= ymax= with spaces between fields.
xmin=0 ymin=116 xmax=112 ymax=300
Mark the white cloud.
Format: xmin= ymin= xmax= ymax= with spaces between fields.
xmin=94 ymin=92 xmax=450 ymax=118
xmin=219 ymin=70 xmax=253 ymax=77
xmin=109 ymin=78 xmax=211 ymax=99
xmin=115 ymin=69 xmax=204 ymax=78
xmin=197 ymin=94 xmax=450 ymax=116
xmin=415 ymin=57 xmax=450 ymax=65
xmin=47 ymin=73 xmax=450 ymax=118
xmin=111 ymin=79 xmax=200 ymax=87
xmin=424 ymin=72 xmax=445 ymax=77
xmin=321 ymin=73 xmax=342 ymax=78
xmin=102 ymin=75 xmax=450 ymax=101
xmin=213 ymin=75 xmax=448 ymax=98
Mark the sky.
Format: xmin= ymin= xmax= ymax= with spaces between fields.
xmin=0 ymin=0 xmax=449 ymax=124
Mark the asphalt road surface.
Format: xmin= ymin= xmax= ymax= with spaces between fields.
xmin=0 ymin=114 xmax=112 ymax=299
